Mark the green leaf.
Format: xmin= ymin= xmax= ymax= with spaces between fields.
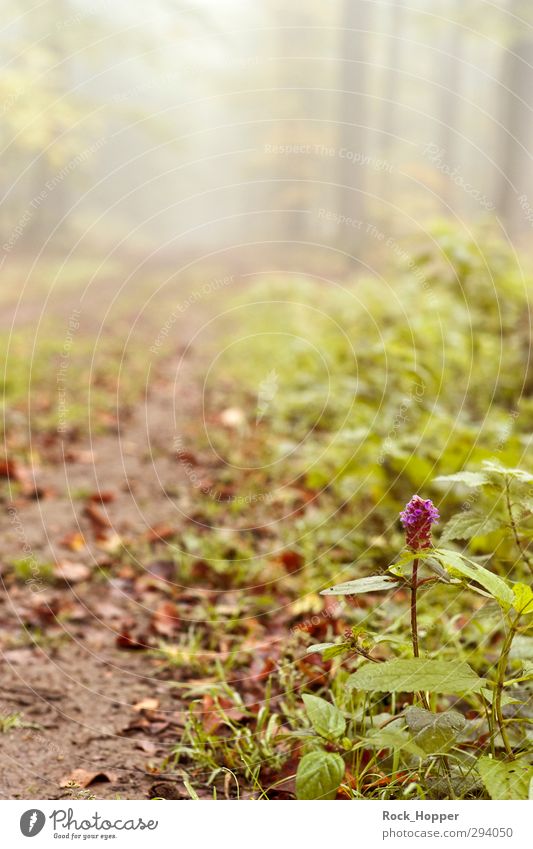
xmin=441 ymin=511 xmax=503 ymax=542
xmin=305 ymin=642 xmax=336 ymax=655
xmin=388 ymin=549 xmax=423 ymax=577
xmin=477 ymin=756 xmax=533 ymax=800
xmin=434 ymin=471 xmax=488 ymax=488
xmin=347 ymin=658 xmax=486 ymax=693
xmin=506 ymin=661 xmax=533 ymax=684
xmin=361 ymin=728 xmax=427 ymax=758
xmin=306 ymin=641 xmax=359 ymax=660
xmin=434 ymin=548 xmax=514 ymax=606
xmin=323 ymin=644 xmax=352 ymax=660
xmin=510 ymin=635 xmax=533 ymax=659
xmin=482 ymin=461 xmax=533 ymax=484
xmin=405 ymin=707 xmax=466 ymax=754
xmin=480 ymin=688 xmax=523 ymax=706
xmin=295 ymin=750 xmax=345 ymax=800
xmin=512 ymin=583 xmax=533 ymax=616
xmin=321 ymin=575 xmax=400 ymax=596
xmin=302 ymin=695 xmax=346 ymax=740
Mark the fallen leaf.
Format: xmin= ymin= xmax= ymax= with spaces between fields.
xmin=145 ymin=524 xmax=176 ymax=543
xmin=95 ymin=532 xmax=123 ymax=552
xmin=64 ymin=449 xmax=95 ymax=464
xmin=280 ymin=550 xmax=304 ymax=573
xmin=59 ymin=531 xmax=86 ymax=551
xmin=89 ymin=490 xmax=116 ymax=504
xmin=135 ymin=740 xmax=157 ymax=755
xmin=54 ymin=561 xmax=90 ymax=583
xmin=84 ymin=503 xmax=111 ymax=530
xmin=0 ymin=456 xmax=38 ymax=496
xmin=60 ymin=768 xmax=117 ymax=789
xmin=133 ymin=698 xmax=160 ymax=712
xmin=148 ymin=781 xmax=188 ymax=800
xmin=151 ymin=601 xmax=180 ymax=637
xmin=93 ymin=600 xmax=124 ymax=620
xmin=0 ymin=457 xmax=20 ymax=479
xmin=116 ymin=629 xmax=147 ymax=650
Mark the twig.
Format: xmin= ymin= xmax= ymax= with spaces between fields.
xmin=505 ymin=481 xmax=533 ymax=576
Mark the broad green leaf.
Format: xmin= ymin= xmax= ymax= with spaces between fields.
xmin=510 ymin=635 xmax=533 ymax=659
xmin=434 ymin=548 xmax=513 ymax=606
xmin=321 ymin=575 xmax=401 ymax=596
xmin=295 ymin=750 xmax=345 ymax=800
xmin=348 ymin=658 xmax=486 ymax=693
xmin=482 ymin=461 xmax=533 ymax=484
xmin=302 ymin=694 xmax=346 ymax=740
xmin=404 ymin=707 xmax=465 ymax=754
xmin=425 ymin=556 xmax=461 ymax=583
xmin=434 ymin=471 xmax=488 ymax=488
xmin=441 ymin=511 xmax=502 ymax=542
xmin=480 ymin=688 xmax=523 ymax=706
xmin=361 ymin=728 xmax=426 ymax=758
xmin=512 ymin=583 xmax=533 ymax=616
xmin=477 ymin=756 xmax=533 ymax=800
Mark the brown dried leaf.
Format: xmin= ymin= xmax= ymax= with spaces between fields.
xmin=84 ymin=503 xmax=112 ymax=530
xmin=60 ymin=768 xmax=117 ymax=789
xmin=54 ymin=561 xmax=91 ymax=584
xmin=59 ymin=532 xmax=87 ymax=551
xmin=279 ymin=550 xmax=304 ymax=573
xmin=145 ymin=523 xmax=176 ymax=543
xmin=133 ymin=697 xmax=160 ymax=712
xmin=151 ymin=601 xmax=180 ymax=637
xmin=89 ymin=490 xmax=116 ymax=504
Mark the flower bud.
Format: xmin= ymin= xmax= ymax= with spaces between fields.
xmin=399 ymin=495 xmax=439 ymax=550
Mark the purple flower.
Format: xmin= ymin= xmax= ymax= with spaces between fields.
xmin=400 ymin=495 xmax=439 ymax=550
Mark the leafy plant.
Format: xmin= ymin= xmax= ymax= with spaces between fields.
xmin=297 ymin=477 xmax=533 ymax=800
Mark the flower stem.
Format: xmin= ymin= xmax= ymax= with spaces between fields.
xmin=410 ymin=556 xmax=430 ymax=710
xmin=410 ymin=557 xmax=420 ymax=658
xmin=491 ymin=611 xmax=520 ymax=758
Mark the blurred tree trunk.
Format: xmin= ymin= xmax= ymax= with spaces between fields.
xmin=268 ymin=2 xmax=311 ymax=246
xmin=379 ymin=0 xmax=404 ymax=221
xmin=337 ymin=0 xmax=372 ymax=236
xmin=496 ymin=2 xmax=533 ymax=231
xmin=438 ymin=11 xmax=465 ymax=210
xmin=26 ymin=0 xmax=72 ymax=249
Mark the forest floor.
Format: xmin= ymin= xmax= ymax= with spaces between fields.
xmin=0 ymin=256 xmax=340 ymax=801
xmin=0 ymin=277 xmax=212 ymax=799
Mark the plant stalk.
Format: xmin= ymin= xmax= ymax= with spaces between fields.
xmin=505 ymin=481 xmax=533 ymax=576
xmin=410 ymin=556 xmax=430 ymax=710
xmin=491 ymin=611 xmax=520 ymax=758
xmin=411 ymin=557 xmax=420 ymax=657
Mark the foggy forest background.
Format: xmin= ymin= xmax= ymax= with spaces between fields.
xmin=2 ymin=0 xmax=533 ymax=271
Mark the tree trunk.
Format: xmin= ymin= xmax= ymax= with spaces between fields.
xmin=496 ymin=3 xmax=533 ymax=231
xmin=337 ymin=0 xmax=373 ymax=234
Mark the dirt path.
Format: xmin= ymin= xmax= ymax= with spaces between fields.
xmin=0 ymin=311 xmax=213 ymax=800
